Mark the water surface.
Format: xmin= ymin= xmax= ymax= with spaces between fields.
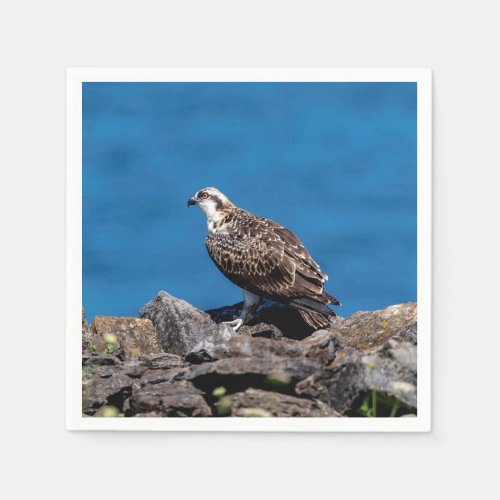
xmin=83 ymin=82 xmax=416 ymax=322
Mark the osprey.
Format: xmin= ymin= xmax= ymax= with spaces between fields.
xmin=188 ymin=187 xmax=340 ymax=331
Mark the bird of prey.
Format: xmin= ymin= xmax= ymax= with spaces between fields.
xmin=187 ymin=187 xmax=340 ymax=331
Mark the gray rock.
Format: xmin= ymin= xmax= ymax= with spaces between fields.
xmin=140 ymin=352 xmax=189 ymax=370
xmin=99 ymin=353 xmax=189 ymax=379
xmin=141 ymin=291 xmax=236 ymax=356
xmin=126 ymin=381 xmax=212 ymax=417
xmin=290 ymin=302 xmax=418 ymax=414
xmin=181 ymin=356 xmax=319 ymax=399
xmin=239 ymin=322 xmax=284 ymax=340
xmin=298 ymin=329 xmax=339 ymax=366
xmin=140 ymin=368 xmax=178 ymax=386
xmin=296 ymin=340 xmax=417 ymax=414
xmin=121 ymin=358 xmax=150 ymax=378
xmin=185 ymin=329 xmax=338 ymax=377
xmin=187 ymin=335 xmax=305 ymax=363
xmin=82 ymin=295 xmax=419 ymax=418
xmin=226 ymin=388 xmax=340 ymax=417
xmin=392 ymin=323 xmax=418 ymax=345
xmin=82 ymin=363 xmax=137 ymax=415
xmin=83 ymin=355 xmax=121 ymax=368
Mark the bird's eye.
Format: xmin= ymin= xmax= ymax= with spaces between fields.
xmin=200 ymin=192 xmax=209 ymax=199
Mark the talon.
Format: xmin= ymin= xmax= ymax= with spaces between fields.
xmin=222 ymin=318 xmax=243 ymax=332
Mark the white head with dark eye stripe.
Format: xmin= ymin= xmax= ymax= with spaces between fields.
xmin=187 ymin=187 xmax=235 ymax=225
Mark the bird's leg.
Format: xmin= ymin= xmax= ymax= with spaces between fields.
xmin=222 ymin=317 xmax=244 ymax=331
xmin=222 ymin=290 xmax=261 ymax=332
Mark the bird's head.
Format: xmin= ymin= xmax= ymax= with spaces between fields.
xmin=187 ymin=187 xmax=235 ymax=222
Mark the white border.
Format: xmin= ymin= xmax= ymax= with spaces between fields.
xmin=67 ymin=68 xmax=432 ymax=432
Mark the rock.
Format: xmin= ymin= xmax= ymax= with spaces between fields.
xmin=182 ymin=333 xmax=342 ymax=416
xmin=140 ymin=368 xmax=178 ymax=386
xmin=82 ymin=363 xmax=137 ymax=415
xmin=239 ymin=322 xmax=284 ymax=340
xmin=186 ymin=335 xmax=305 ymax=363
xmin=126 ymin=381 xmax=212 ymax=417
xmin=82 ymin=307 xmax=88 ymax=336
xmin=392 ymin=323 xmax=417 ymax=345
xmin=83 ymin=355 xmax=121 ymax=367
xmin=141 ymin=291 xmax=236 ymax=356
xmin=83 ymin=353 xmax=188 ymax=380
xmin=82 ymin=294 xmax=419 ymax=418
xmin=328 ymin=302 xmax=417 ymax=350
xmin=120 ymin=358 xmax=150 ymax=378
xmin=140 ymin=352 xmax=189 ymax=370
xmin=183 ymin=356 xmax=317 ymax=380
xmin=278 ymin=303 xmax=419 ymax=414
xmin=89 ymin=316 xmax=163 ymax=360
xmin=138 ymin=354 xmax=191 ymax=386
xmin=185 ymin=330 xmax=338 ymax=379
xmin=182 ymin=332 xmax=339 ymax=408
xmin=226 ymin=388 xmax=340 ymax=417
xmin=298 ymin=329 xmax=339 ymax=366
xmin=233 ymin=408 xmax=273 ymax=417
xmin=181 ymin=356 xmax=319 ymax=400
xmin=296 ymin=340 xmax=417 ymax=414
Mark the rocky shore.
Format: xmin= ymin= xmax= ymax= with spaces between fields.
xmin=82 ymin=292 xmax=417 ymax=417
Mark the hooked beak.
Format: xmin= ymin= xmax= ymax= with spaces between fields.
xmin=187 ymin=197 xmax=197 ymax=207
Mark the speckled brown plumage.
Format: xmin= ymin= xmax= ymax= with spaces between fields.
xmin=205 ymin=206 xmax=340 ymax=329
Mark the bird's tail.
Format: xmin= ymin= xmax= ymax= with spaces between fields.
xmin=324 ymin=291 xmax=341 ymax=306
xmin=298 ymin=309 xmax=333 ymax=330
xmin=289 ymin=291 xmax=341 ymax=330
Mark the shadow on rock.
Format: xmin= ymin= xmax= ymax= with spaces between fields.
xmin=207 ymin=300 xmax=319 ymax=339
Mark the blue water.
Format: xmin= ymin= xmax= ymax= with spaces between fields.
xmin=83 ymin=82 xmax=416 ymax=323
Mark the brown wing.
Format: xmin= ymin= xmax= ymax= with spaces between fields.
xmin=205 ymin=209 xmax=339 ymax=319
